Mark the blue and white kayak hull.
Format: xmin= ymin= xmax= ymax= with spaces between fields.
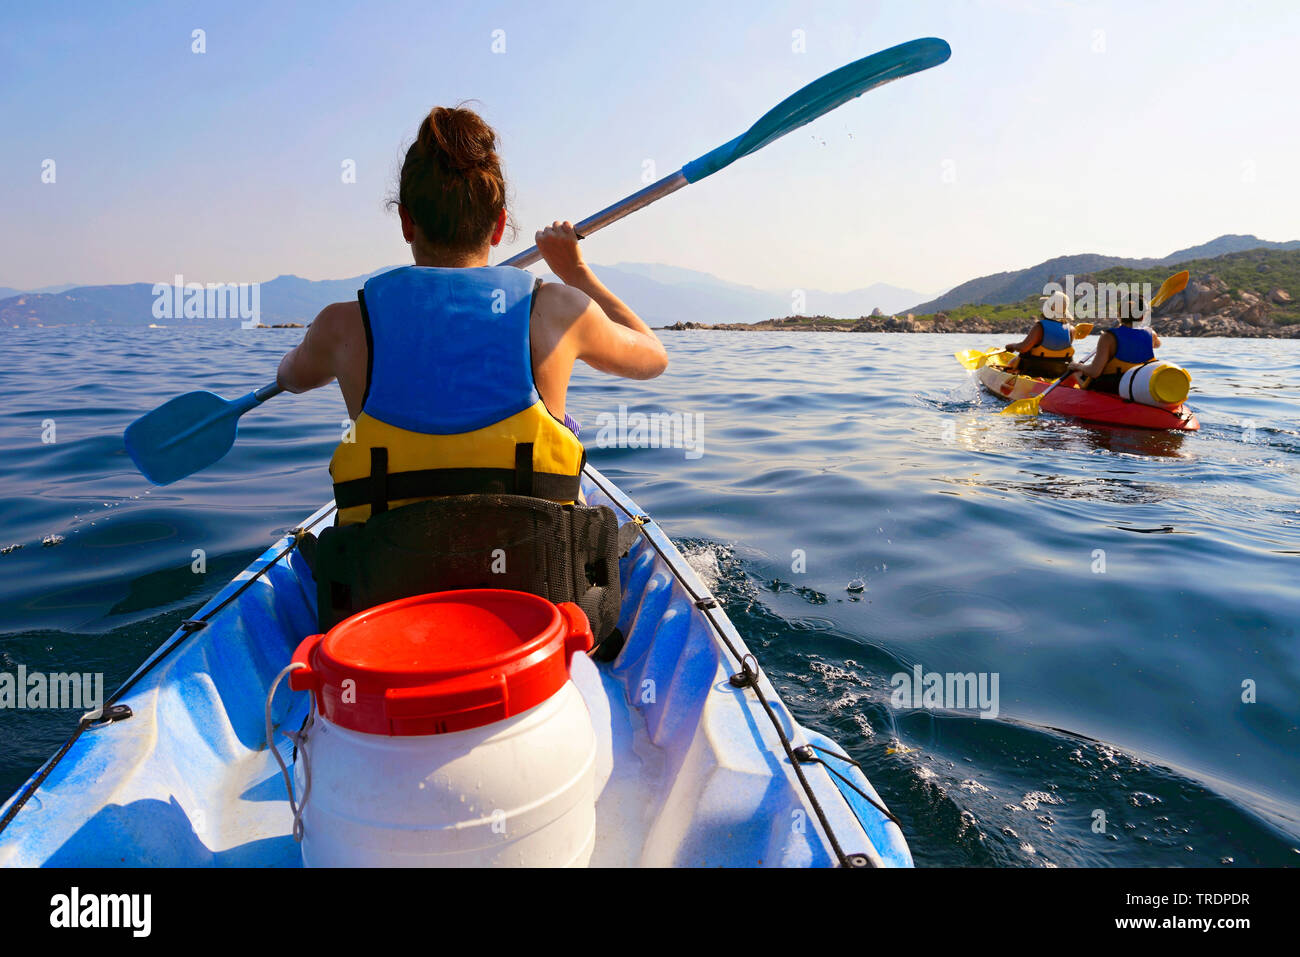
xmin=0 ymin=466 xmax=911 ymax=868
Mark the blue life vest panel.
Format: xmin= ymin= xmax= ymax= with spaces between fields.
xmin=361 ymin=265 xmax=541 ymax=434
xmin=1037 ymin=318 xmax=1072 ymax=352
xmin=1110 ymin=325 xmax=1156 ymax=365
xmin=330 ymin=264 xmax=586 ymax=525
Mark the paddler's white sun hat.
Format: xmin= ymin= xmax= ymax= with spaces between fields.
xmin=1040 ymin=290 xmax=1074 ymax=321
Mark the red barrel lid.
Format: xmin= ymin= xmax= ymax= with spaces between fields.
xmin=288 ymin=589 xmax=593 ymax=736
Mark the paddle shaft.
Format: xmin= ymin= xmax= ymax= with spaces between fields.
xmin=502 ymin=39 xmax=949 ymax=270
xmin=253 ymin=382 xmax=284 ymax=403
xmin=503 ymin=173 xmax=688 ymax=269
xmin=1034 ymin=341 xmax=1102 ymax=407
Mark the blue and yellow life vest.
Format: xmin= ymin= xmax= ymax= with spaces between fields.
xmin=1101 ymin=324 xmax=1156 ymax=377
xmin=329 ymin=265 xmax=585 ymax=525
xmin=1026 ymin=318 xmax=1074 ymax=360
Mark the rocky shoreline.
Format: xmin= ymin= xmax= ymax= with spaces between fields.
xmin=660 ymin=273 xmax=1300 ymax=338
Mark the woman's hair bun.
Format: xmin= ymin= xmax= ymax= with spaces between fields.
xmin=416 ymin=105 xmax=498 ymax=172
xmin=395 ymin=102 xmax=510 ymax=255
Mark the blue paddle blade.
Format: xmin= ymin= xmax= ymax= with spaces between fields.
xmin=124 ymin=390 xmax=243 ymax=485
xmin=681 ymin=37 xmax=951 ymax=183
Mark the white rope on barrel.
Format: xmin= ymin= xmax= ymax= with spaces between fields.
xmin=265 ymin=661 xmax=312 ymax=842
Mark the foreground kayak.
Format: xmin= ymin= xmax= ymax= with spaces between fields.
xmin=974 ymin=357 xmax=1200 ymax=431
xmin=0 ymin=465 xmax=910 ymax=868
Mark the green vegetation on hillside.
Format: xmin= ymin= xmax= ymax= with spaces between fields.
xmin=1088 ymin=248 xmax=1300 ymax=324
xmin=917 ymin=300 xmax=1038 ymax=324
xmin=913 ymin=247 xmax=1300 ymax=326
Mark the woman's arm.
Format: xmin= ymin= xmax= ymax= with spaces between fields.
xmin=1005 ymin=322 xmax=1043 ymax=353
xmin=1071 ymin=332 xmax=1115 ymax=379
xmin=535 ymin=222 xmax=668 ymax=379
xmin=276 ymin=302 xmax=348 ymax=393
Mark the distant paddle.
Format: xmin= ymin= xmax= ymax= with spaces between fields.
xmin=124 ymin=383 xmax=282 ymax=485
xmin=955 ymin=323 xmax=1093 ymax=371
xmin=1000 ymin=271 xmax=1190 ymax=417
xmin=955 ymin=347 xmax=1014 ymax=370
xmin=124 ymin=39 xmax=952 ymax=485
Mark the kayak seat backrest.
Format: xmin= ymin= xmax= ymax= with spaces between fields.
xmin=303 ymin=494 xmax=623 ymax=647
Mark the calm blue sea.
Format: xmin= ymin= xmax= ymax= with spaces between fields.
xmin=1 ymin=325 xmax=1297 ymax=866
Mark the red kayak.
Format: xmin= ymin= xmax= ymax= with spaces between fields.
xmin=974 ymin=358 xmax=1200 ymax=431
xmin=1040 ymin=381 xmax=1199 ymax=430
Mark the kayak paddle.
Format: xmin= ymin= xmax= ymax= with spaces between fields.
xmin=955 ymin=347 xmax=1014 ymax=370
xmin=502 ymin=37 xmax=952 ymax=268
xmin=1000 ymin=271 xmax=1190 ymax=416
xmin=956 ymin=322 xmax=1092 ymax=370
xmin=124 ymin=38 xmax=951 ymax=486
xmin=124 ymin=383 xmax=283 ymax=485
xmin=1148 ymin=270 xmax=1189 ymax=311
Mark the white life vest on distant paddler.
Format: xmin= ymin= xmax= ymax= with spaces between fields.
xmin=329 ymin=265 xmax=586 ymax=525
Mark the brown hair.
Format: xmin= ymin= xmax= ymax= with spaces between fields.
xmin=391 ymin=104 xmax=511 ymax=256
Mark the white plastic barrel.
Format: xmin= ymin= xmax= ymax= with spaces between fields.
xmin=287 ymin=589 xmax=597 ymax=867
xmin=1119 ymin=361 xmax=1191 ymax=407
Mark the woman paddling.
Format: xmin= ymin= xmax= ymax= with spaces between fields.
xmin=1068 ymin=294 xmax=1161 ymax=394
xmin=272 ymin=105 xmax=668 ymax=639
xmin=277 ymin=105 xmax=667 ymax=442
xmin=1003 ymin=290 xmax=1076 ymax=379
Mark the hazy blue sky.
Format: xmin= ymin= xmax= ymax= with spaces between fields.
xmin=3 ymin=0 xmax=1297 ymax=295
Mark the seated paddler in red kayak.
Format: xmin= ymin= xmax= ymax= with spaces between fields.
xmin=1068 ymin=294 xmax=1162 ymax=394
xmin=271 ymin=104 xmax=669 ymax=647
xmin=1003 ymin=290 xmax=1076 ymax=379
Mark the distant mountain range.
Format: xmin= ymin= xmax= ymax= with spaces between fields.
xmin=0 ymin=263 xmax=932 ymax=330
xmin=550 ymin=263 xmax=931 ymax=324
xmin=907 ymin=234 xmax=1300 ymax=314
xmin=5 ymin=234 xmax=1297 ymax=331
xmin=0 ymin=282 xmax=78 ymax=299
xmin=0 ymin=271 xmax=395 ymax=330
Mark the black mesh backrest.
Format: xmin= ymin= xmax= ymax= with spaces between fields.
xmin=312 ymin=495 xmax=621 ymax=642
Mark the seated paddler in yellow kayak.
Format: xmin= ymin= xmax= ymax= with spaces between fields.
xmin=1068 ymin=293 xmax=1162 ymax=394
xmin=1002 ymin=290 xmax=1077 ymax=379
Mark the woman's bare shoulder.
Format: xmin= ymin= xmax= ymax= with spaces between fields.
xmin=532 ymin=280 xmax=589 ymax=326
xmin=311 ymin=299 xmax=364 ymax=338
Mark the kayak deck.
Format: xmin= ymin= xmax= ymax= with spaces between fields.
xmin=974 ymin=358 xmax=1200 ymax=431
xmin=0 ymin=466 xmax=910 ymax=868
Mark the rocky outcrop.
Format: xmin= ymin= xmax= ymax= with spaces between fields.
xmin=663 ymin=313 xmax=1025 ymax=334
xmin=1148 ymin=273 xmax=1300 ymax=337
xmin=660 ymin=271 xmax=1300 ymax=337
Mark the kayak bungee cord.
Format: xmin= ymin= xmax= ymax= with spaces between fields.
xmin=582 ymin=466 xmax=881 ymax=867
xmin=796 ymin=743 xmax=903 ymax=829
xmin=732 ymin=655 xmax=858 ymax=867
xmin=0 ymin=505 xmax=338 ymax=838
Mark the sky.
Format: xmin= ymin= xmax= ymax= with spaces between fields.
xmin=2 ymin=0 xmax=1297 ymax=296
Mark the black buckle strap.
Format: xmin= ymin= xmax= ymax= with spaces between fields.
xmin=370 ymin=447 xmax=389 ymax=516
xmin=515 ymin=442 xmax=534 ymax=497
xmin=333 ymin=461 xmax=581 ymax=511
